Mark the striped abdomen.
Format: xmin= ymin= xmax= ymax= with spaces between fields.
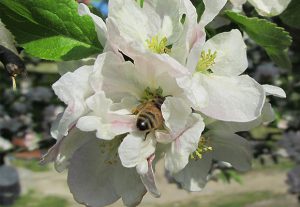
xmin=136 ymin=98 xmax=165 ymax=131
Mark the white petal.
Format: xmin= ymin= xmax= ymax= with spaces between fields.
xmin=203 ymin=29 xmax=248 ymax=76
xmin=177 ymin=75 xmax=208 ymax=109
xmin=263 ymin=84 xmax=286 ymax=98
xmin=68 ymin=138 xmax=146 ymax=207
xmin=76 ymin=92 xmax=136 ymax=140
xmin=90 ymin=52 xmax=123 ymax=93
xmin=118 ymin=132 xmax=156 ymax=169
xmin=199 ymin=74 xmax=265 ymax=122
xmin=248 ymin=0 xmax=291 ymax=17
xmin=41 ymin=128 xmax=94 ymax=172
xmin=101 ymin=55 xmax=142 ymax=102
xmin=209 ymin=131 xmax=252 ymax=171
xmin=165 ymin=114 xmax=205 ymax=173
xmin=199 ymin=0 xmax=227 ymax=27
xmin=78 ymin=3 xmax=107 ymax=46
xmin=161 ymin=97 xmax=192 ymax=136
xmin=207 ymin=102 xmax=275 ymax=133
xmin=51 ymin=66 xmax=93 ymax=139
xmin=168 ymin=0 xmax=198 ymax=63
xmin=173 ymin=153 xmax=212 ymax=191
xmin=113 ymin=164 xmax=147 ymax=206
xmin=108 ymin=0 xmax=155 ymax=47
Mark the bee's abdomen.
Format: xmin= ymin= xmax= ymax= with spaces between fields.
xmin=136 ymin=108 xmax=163 ymax=131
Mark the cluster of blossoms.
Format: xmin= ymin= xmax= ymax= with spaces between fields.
xmin=43 ymin=0 xmax=286 ymax=206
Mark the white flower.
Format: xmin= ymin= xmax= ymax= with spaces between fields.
xmin=106 ymin=0 xmax=198 ymax=64
xmin=173 ymin=84 xmax=286 ymax=191
xmin=43 ymin=128 xmax=147 ymax=207
xmin=182 ymin=29 xmax=265 ymax=122
xmin=73 ymin=51 xmax=206 ymax=195
xmin=50 ymin=65 xmax=94 ymax=140
xmin=173 ymin=130 xmax=252 ymax=191
xmin=230 ymin=0 xmax=291 ymax=16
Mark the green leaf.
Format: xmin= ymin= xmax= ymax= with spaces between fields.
xmin=280 ymin=0 xmax=300 ymax=29
xmin=0 ymin=0 xmax=102 ymax=61
xmin=225 ymin=11 xmax=292 ymax=69
xmin=191 ymin=0 xmax=205 ymax=22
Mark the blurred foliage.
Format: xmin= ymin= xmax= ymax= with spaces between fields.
xmin=155 ymin=191 xmax=278 ymax=207
xmin=0 ymin=190 xmax=68 ymax=207
xmin=11 ymin=159 xmax=50 ymax=172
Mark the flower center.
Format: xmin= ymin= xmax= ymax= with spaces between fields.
xmin=141 ymin=86 xmax=164 ymax=102
xmin=190 ymin=136 xmax=213 ymax=160
xmin=99 ymin=135 xmax=125 ymax=165
xmin=196 ymin=49 xmax=217 ymax=73
xmin=146 ymin=35 xmax=171 ymax=54
xmin=132 ymin=87 xmax=165 ymax=132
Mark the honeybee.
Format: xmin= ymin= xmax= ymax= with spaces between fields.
xmin=133 ymin=96 xmax=165 ymax=132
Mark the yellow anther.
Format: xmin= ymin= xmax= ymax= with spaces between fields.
xmin=196 ymin=49 xmax=217 ymax=73
xmin=190 ymin=136 xmax=213 ymax=160
xmin=146 ymin=35 xmax=171 ymax=54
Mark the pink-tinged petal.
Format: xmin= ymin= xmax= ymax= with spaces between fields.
xmin=108 ymin=113 xmax=136 ymax=135
xmin=140 ymin=154 xmax=161 ymax=198
xmin=186 ymin=25 xmax=206 ymax=72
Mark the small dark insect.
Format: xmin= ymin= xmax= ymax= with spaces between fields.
xmin=133 ymin=96 xmax=165 ymax=132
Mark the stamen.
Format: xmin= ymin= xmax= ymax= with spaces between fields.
xmin=141 ymin=86 xmax=164 ymax=102
xmin=11 ymin=76 xmax=17 ymax=91
xmin=190 ymin=136 xmax=213 ymax=160
xmin=196 ymin=49 xmax=217 ymax=73
xmin=146 ymin=35 xmax=171 ymax=54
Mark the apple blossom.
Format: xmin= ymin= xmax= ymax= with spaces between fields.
xmin=181 ymin=29 xmax=265 ymax=122
xmin=73 ymin=51 xmax=206 ymax=196
xmin=106 ymin=0 xmax=197 ymax=63
xmin=172 ymin=84 xmax=286 ymax=191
